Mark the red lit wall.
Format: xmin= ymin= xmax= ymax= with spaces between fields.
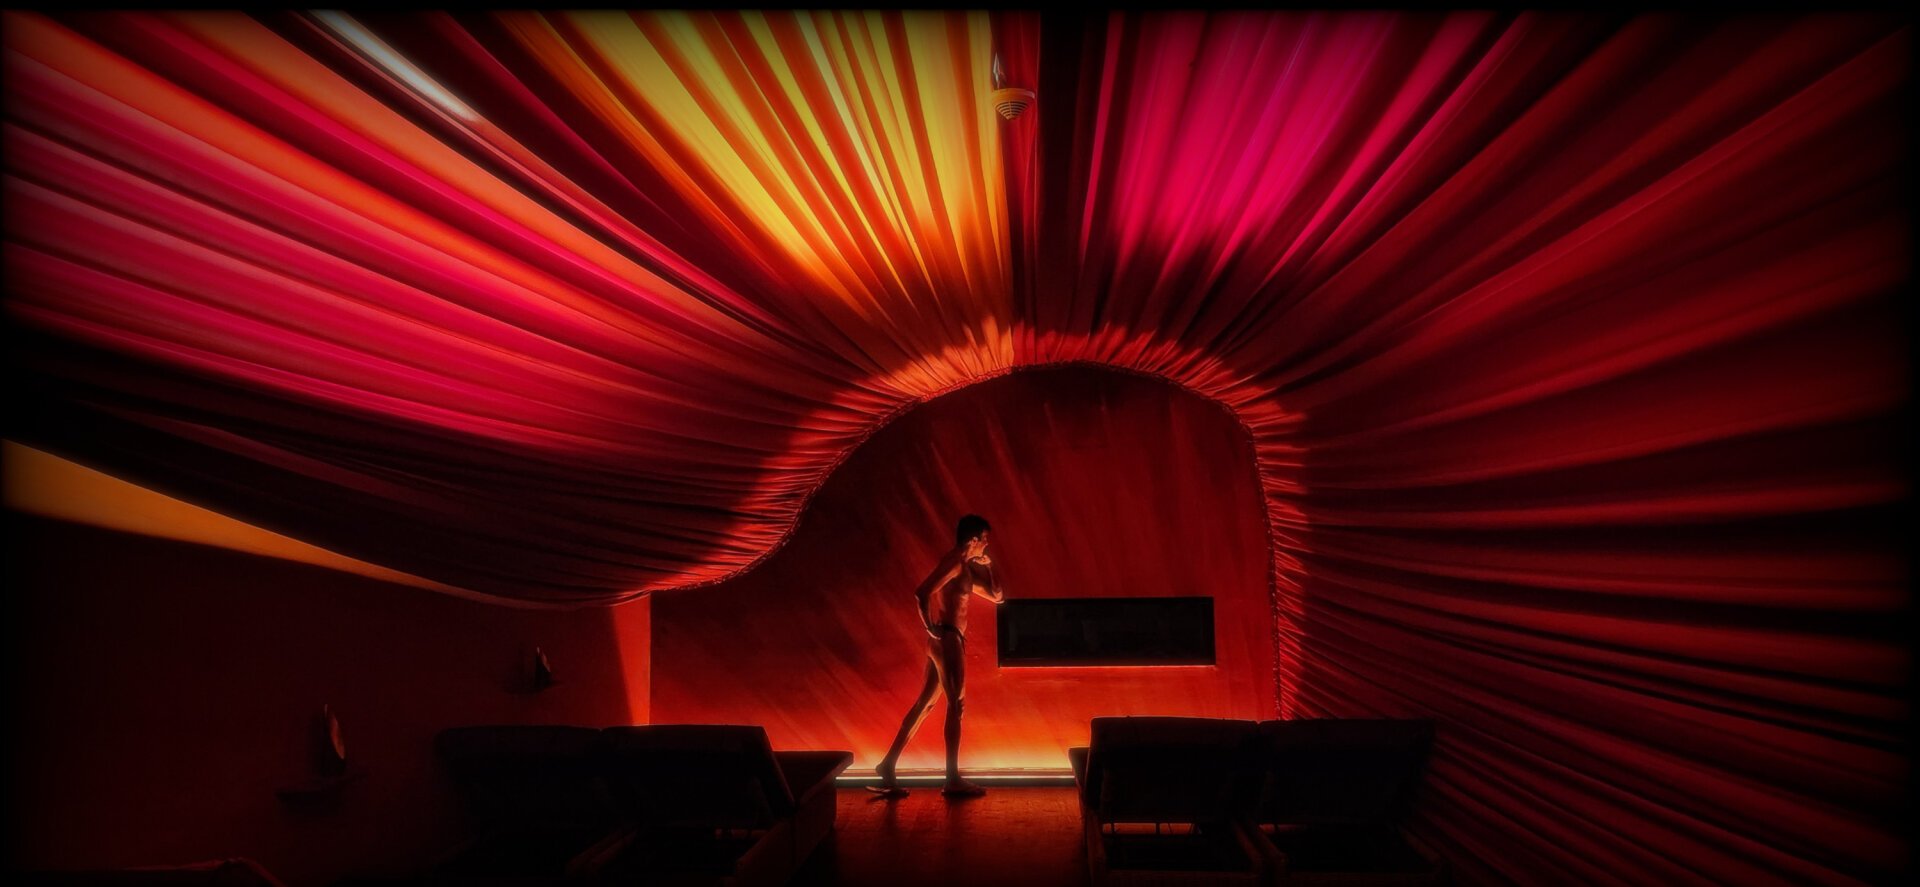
xmin=651 ymin=367 xmax=1277 ymax=772
xmin=2 ymin=514 xmax=650 ymax=884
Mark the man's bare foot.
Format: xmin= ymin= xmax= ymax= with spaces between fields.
xmin=866 ymin=760 xmax=908 ymax=798
xmin=941 ymin=778 xmax=986 ymax=798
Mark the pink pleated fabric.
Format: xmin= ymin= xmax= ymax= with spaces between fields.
xmin=4 ymin=11 xmax=1907 ymax=884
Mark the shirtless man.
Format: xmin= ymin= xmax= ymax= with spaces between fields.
xmin=869 ymin=514 xmax=1005 ymax=798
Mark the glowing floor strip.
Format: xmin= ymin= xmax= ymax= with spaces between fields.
xmin=838 ymin=769 xmax=1075 ymax=787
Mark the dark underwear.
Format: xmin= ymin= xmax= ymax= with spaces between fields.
xmin=930 ymin=623 xmax=964 ymax=639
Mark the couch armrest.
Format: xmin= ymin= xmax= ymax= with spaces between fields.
xmin=773 ymin=750 xmax=854 ymax=806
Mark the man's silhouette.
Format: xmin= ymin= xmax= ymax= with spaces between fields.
xmin=868 ymin=514 xmax=1005 ymax=798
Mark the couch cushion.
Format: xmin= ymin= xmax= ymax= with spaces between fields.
xmin=1253 ymin=719 xmax=1433 ymax=825
xmin=434 ymin=725 xmax=610 ymax=828
xmin=1083 ymin=717 xmax=1257 ymax=824
xmin=601 ymin=725 xmax=795 ymax=829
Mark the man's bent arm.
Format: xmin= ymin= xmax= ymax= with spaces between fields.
xmin=968 ymin=559 xmax=1006 ymax=603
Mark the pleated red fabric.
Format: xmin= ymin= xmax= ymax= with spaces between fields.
xmin=3 ymin=11 xmax=1907 ymax=884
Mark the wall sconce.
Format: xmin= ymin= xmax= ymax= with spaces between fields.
xmin=520 ymin=645 xmax=557 ymax=693
xmin=277 ymin=703 xmax=363 ymax=807
xmin=990 ymin=52 xmax=1035 ymax=121
xmin=315 ymin=703 xmax=347 ymax=779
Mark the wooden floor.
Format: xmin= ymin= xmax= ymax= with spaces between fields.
xmin=793 ymin=787 xmax=1089 ymax=887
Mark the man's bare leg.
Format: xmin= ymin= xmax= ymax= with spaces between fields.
xmin=934 ymin=629 xmax=983 ymax=797
xmin=870 ymin=658 xmax=940 ymax=796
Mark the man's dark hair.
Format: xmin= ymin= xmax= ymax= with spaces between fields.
xmin=955 ymin=514 xmax=991 ymax=546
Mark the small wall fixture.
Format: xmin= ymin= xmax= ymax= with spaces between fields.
xmin=529 ymin=646 xmax=556 ymax=692
xmin=511 ymin=645 xmax=558 ymax=694
xmin=278 ymin=703 xmax=364 ymax=807
xmin=315 ymin=703 xmax=348 ymax=779
xmin=990 ymin=52 xmax=1035 ymax=120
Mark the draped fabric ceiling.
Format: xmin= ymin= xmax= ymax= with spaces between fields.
xmin=3 ymin=10 xmax=1909 ymax=885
